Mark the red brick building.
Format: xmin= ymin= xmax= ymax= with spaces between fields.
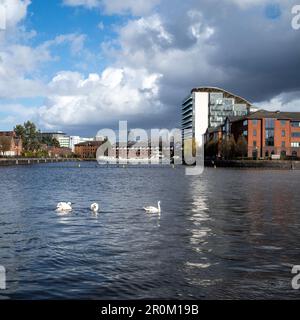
xmin=0 ymin=131 xmax=23 ymax=156
xmin=74 ymin=140 xmax=105 ymax=158
xmin=109 ymin=141 xmax=152 ymax=160
xmin=226 ymin=110 xmax=300 ymax=159
xmin=46 ymin=146 xmax=72 ymax=158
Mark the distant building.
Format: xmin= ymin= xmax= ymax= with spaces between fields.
xmin=39 ymin=131 xmax=66 ymax=140
xmin=69 ymin=136 xmax=94 ymax=152
xmin=57 ymin=135 xmax=70 ymax=148
xmin=0 ymin=131 xmax=22 ymax=156
xmin=227 ymin=110 xmax=300 ymax=159
xmin=182 ymin=87 xmax=257 ymax=145
xmin=74 ymin=140 xmax=105 ymax=158
xmin=109 ymin=141 xmax=154 ymax=160
xmin=39 ymin=131 xmax=70 ymax=148
xmin=47 ymin=146 xmax=73 ymax=158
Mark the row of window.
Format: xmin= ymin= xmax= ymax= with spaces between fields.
xmin=248 ymin=119 xmax=297 ymax=127
xmin=249 ymin=129 xmax=299 ymax=138
xmin=253 ymin=141 xmax=300 ymax=148
xmin=252 ymin=129 xmax=286 ymax=137
xmin=292 ymin=132 xmax=300 ymax=138
xmin=291 ymin=122 xmax=300 ymax=127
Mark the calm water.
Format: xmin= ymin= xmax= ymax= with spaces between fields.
xmin=0 ymin=162 xmax=300 ymax=299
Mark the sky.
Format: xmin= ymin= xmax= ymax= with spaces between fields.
xmin=0 ymin=0 xmax=300 ymax=136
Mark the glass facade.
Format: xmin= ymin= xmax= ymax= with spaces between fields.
xmin=209 ymin=92 xmax=248 ymax=128
xmin=265 ymin=118 xmax=275 ymax=147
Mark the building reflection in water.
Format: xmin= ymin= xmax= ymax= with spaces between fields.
xmin=183 ymin=175 xmax=222 ymax=289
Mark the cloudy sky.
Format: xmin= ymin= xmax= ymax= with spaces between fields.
xmin=0 ymin=0 xmax=299 ymax=135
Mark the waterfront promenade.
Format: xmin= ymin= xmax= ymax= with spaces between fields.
xmin=0 ymin=158 xmax=78 ymax=166
xmin=205 ymin=159 xmax=300 ymax=169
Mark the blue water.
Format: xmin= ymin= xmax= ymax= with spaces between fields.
xmin=0 ymin=162 xmax=300 ymax=299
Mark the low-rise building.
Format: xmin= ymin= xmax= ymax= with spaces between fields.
xmin=69 ymin=136 xmax=94 ymax=152
xmin=74 ymin=140 xmax=105 ymax=158
xmin=226 ymin=110 xmax=300 ymax=159
xmin=0 ymin=131 xmax=22 ymax=156
xmin=47 ymin=146 xmax=73 ymax=158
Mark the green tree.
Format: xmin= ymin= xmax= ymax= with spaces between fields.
xmin=38 ymin=134 xmax=60 ymax=147
xmin=14 ymin=121 xmax=41 ymax=152
xmin=14 ymin=124 xmax=25 ymax=141
xmin=236 ymin=135 xmax=248 ymax=158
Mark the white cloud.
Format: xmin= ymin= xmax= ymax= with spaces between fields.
xmin=102 ymin=0 xmax=160 ymax=15
xmin=37 ymin=67 xmax=163 ymax=128
xmin=97 ymin=21 xmax=104 ymax=30
xmin=0 ymin=33 xmax=88 ymax=99
xmin=2 ymin=0 xmax=300 ymax=132
xmin=63 ymin=0 xmax=160 ymax=15
xmin=42 ymin=33 xmax=87 ymax=56
xmin=0 ymin=103 xmax=36 ymax=128
xmin=62 ymin=0 xmax=100 ymax=9
xmin=255 ymin=91 xmax=300 ymax=112
xmin=0 ymin=0 xmax=31 ymax=28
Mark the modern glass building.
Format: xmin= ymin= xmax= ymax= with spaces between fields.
xmin=182 ymin=87 xmax=257 ymax=145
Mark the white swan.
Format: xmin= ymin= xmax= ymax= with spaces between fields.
xmin=143 ymin=201 xmax=161 ymax=214
xmin=90 ymin=203 xmax=99 ymax=213
xmin=56 ymin=202 xmax=72 ymax=213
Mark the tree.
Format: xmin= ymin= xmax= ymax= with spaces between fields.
xmin=221 ymin=135 xmax=236 ymax=160
xmin=205 ymin=139 xmax=219 ymax=158
xmin=14 ymin=125 xmax=25 ymax=141
xmin=39 ymin=134 xmax=60 ymax=147
xmin=0 ymin=136 xmax=12 ymax=156
xmin=236 ymin=135 xmax=248 ymax=158
xmin=14 ymin=121 xmax=40 ymax=152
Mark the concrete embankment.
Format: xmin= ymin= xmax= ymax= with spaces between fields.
xmin=205 ymin=159 xmax=300 ymax=169
xmin=0 ymin=158 xmax=78 ymax=167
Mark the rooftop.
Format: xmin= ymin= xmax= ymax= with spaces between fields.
xmin=229 ymin=109 xmax=300 ymax=122
xmin=75 ymin=140 xmax=104 ymax=147
xmin=191 ymin=86 xmax=253 ymax=107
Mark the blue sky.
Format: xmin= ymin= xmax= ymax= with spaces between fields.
xmin=0 ymin=0 xmax=299 ymax=136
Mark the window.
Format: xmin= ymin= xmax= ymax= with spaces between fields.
xmin=291 ymin=142 xmax=300 ymax=148
xmin=252 ymin=119 xmax=258 ymax=125
xmin=265 ymin=118 xmax=275 ymax=146
xmin=243 ymin=130 xmax=248 ymax=136
xmin=282 ymin=130 xmax=285 ymax=137
xmin=265 ymin=129 xmax=274 ymax=146
xmin=265 ymin=118 xmax=275 ymax=129
xmin=292 ymin=132 xmax=300 ymax=138
xmin=243 ymin=120 xmax=248 ymax=126
xmin=280 ymin=120 xmax=286 ymax=126
xmin=291 ymin=122 xmax=300 ymax=127
xmin=253 ymin=129 xmax=257 ymax=137
xmin=292 ymin=151 xmax=298 ymax=157
xmin=253 ymin=141 xmax=257 ymax=147
xmin=281 ymin=141 xmax=285 ymax=147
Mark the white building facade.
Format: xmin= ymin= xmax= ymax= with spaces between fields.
xmin=182 ymin=87 xmax=257 ymax=146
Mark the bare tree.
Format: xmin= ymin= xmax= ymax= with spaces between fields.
xmin=236 ymin=135 xmax=248 ymax=158
xmin=0 ymin=136 xmax=12 ymax=156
